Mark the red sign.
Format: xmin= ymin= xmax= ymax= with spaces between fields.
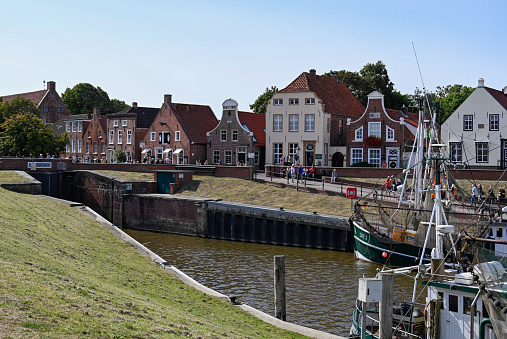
xmin=346 ymin=187 xmax=357 ymax=199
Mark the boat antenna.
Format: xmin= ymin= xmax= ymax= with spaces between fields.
xmin=412 ymin=42 xmax=433 ymax=115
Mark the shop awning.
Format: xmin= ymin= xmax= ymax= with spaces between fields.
xmin=141 ymin=149 xmax=152 ymax=154
xmin=163 ymin=148 xmax=173 ymax=154
xmin=173 ymin=148 xmax=183 ymax=154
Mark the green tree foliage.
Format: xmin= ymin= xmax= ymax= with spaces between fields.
xmin=62 ymin=83 xmax=130 ymax=115
xmin=435 ymin=85 xmax=474 ymax=124
xmin=113 ymin=149 xmax=126 ymax=163
xmin=0 ymin=96 xmax=41 ymax=131
xmin=323 ymin=61 xmax=412 ymax=110
xmin=250 ymin=86 xmax=279 ymax=113
xmin=0 ymin=113 xmax=68 ymax=156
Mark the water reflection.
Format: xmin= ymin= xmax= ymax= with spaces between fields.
xmin=125 ymin=229 xmax=419 ymax=336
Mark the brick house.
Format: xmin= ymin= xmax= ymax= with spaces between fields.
xmin=265 ymin=69 xmax=364 ymax=167
xmin=105 ymin=102 xmax=159 ymax=163
xmin=142 ymin=95 xmax=218 ymax=164
xmin=346 ymin=91 xmax=418 ymax=168
xmin=1 ymin=81 xmax=69 ymax=123
xmin=61 ymin=107 xmax=108 ymax=162
xmin=207 ymin=99 xmax=265 ymax=169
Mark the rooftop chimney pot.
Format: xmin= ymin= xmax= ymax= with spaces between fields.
xmin=164 ymin=94 xmax=172 ymax=105
xmin=309 ymin=69 xmax=316 ymax=76
xmin=478 ymin=78 xmax=485 ymax=88
xmin=132 ymin=102 xmax=138 ymax=108
xmin=47 ymin=81 xmax=56 ymax=91
xmin=93 ymin=107 xmax=101 ymax=116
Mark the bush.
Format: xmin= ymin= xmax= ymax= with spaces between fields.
xmin=113 ymin=149 xmax=126 ymax=163
xmin=351 ymin=161 xmax=374 ymax=167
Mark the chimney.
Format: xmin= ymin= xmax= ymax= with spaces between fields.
xmin=132 ymin=102 xmax=138 ymax=108
xmin=309 ymin=69 xmax=317 ymax=77
xmin=478 ymin=78 xmax=485 ymax=88
xmin=47 ymin=81 xmax=56 ymax=91
xmin=93 ymin=107 xmax=101 ymax=116
xmin=164 ymin=94 xmax=172 ymax=105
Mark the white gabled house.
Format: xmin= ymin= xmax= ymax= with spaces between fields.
xmin=441 ymin=78 xmax=507 ymax=168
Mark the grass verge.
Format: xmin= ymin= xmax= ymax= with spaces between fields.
xmin=177 ymin=176 xmax=354 ymax=217
xmin=0 ymin=171 xmax=29 ymax=183
xmin=0 ymin=187 xmax=306 ymax=338
xmin=97 ymin=170 xmax=155 ymax=182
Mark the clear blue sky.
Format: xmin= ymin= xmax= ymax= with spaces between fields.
xmin=1 ymin=0 xmax=506 ymax=117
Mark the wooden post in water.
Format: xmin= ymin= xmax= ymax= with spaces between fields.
xmin=274 ymin=255 xmax=286 ymax=320
xmin=379 ymin=272 xmax=393 ymax=339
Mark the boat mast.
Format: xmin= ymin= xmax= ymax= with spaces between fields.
xmin=415 ymin=98 xmax=425 ymax=211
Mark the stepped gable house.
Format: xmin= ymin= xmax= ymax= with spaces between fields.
xmin=207 ymin=99 xmax=266 ymax=169
xmin=1 ymin=81 xmax=69 ymax=124
xmin=60 ymin=107 xmax=108 ymax=162
xmin=346 ymin=91 xmax=418 ymax=168
xmin=142 ymin=94 xmax=218 ymax=164
xmin=441 ymin=78 xmax=507 ymax=169
xmin=106 ymin=102 xmax=159 ymax=163
xmin=265 ymin=69 xmax=364 ymax=167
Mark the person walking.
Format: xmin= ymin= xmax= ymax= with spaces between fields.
xmin=471 ymin=184 xmax=478 ymax=205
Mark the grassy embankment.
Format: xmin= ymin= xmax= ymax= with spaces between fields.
xmin=0 ymin=171 xmax=29 ymax=183
xmin=0 ymin=171 xmax=307 ymax=338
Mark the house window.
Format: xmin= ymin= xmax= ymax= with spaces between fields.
xmin=476 ymin=142 xmax=488 ymax=163
xmin=113 ymin=120 xmax=119 ymax=127
xmin=463 ymin=115 xmax=473 ymax=131
xmin=150 ymin=132 xmax=156 ymax=142
xmin=122 ymin=120 xmax=127 ymax=127
xmin=490 ymin=114 xmax=499 ymax=131
xmin=289 ymin=114 xmax=299 ymax=132
xmin=109 ymin=130 xmax=114 ymax=144
xmin=449 ymin=294 xmax=458 ymax=313
xmin=355 ymin=126 xmax=363 ymax=141
xmin=160 ymin=131 xmax=170 ymax=144
xmin=289 ymin=143 xmax=299 ymax=163
xmin=449 ymin=142 xmax=463 ymax=163
xmin=273 ymin=143 xmax=283 ymax=164
xmin=327 ymin=118 xmax=330 ymax=133
xmin=351 ymin=148 xmax=363 ymax=165
xmin=289 ymin=98 xmax=299 ymax=105
xmin=177 ymin=150 xmax=184 ymax=164
xmin=86 ymin=142 xmax=89 ymax=153
xmin=274 ymin=99 xmax=283 ymax=106
xmin=221 ymin=129 xmax=227 ymax=141
xmin=339 ymin=119 xmax=343 ymax=135
xmin=71 ymin=140 xmax=76 ymax=153
xmin=324 ymin=143 xmax=328 ymax=166
xmin=368 ymin=149 xmax=381 ymax=167
xmin=99 ymin=130 xmax=102 ymax=138
xmin=127 ymin=130 xmax=132 ymax=144
xmin=126 ymin=151 xmax=132 ymax=163
xmin=101 ymin=143 xmax=106 ymax=154
xmin=175 ymin=131 xmax=180 ymax=141
xmin=386 ymin=126 xmax=395 ymax=141
xmin=42 ymin=106 xmax=49 ymax=113
xmin=368 ymin=122 xmax=381 ymax=138
xmin=72 ymin=122 xmax=76 ymax=132
xmin=213 ymin=150 xmax=220 ymax=164
xmin=66 ymin=144 xmax=70 ymax=153
xmin=118 ymin=130 xmax=123 ymax=144
xmin=77 ymin=139 xmax=82 ymax=153
xmin=78 ymin=121 xmax=82 ymax=132
xmin=66 ymin=122 xmax=70 ymax=132
xmin=88 ymin=131 xmax=91 ymax=139
xmin=305 ymin=114 xmax=315 ymax=131
xmin=93 ymin=142 xmax=97 ymax=154
xmin=273 ymin=114 xmax=283 ymax=131
xmin=232 ymin=130 xmax=238 ymax=141
xmin=497 ymin=228 xmax=503 ymax=238
xmin=225 ymin=150 xmax=232 ymax=164
xmin=254 ymin=151 xmax=259 ymax=164
xmin=305 ymin=98 xmax=315 ymax=105
xmin=57 ymin=107 xmax=63 ymax=114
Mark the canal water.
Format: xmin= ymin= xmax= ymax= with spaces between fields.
xmin=124 ymin=229 xmax=422 ymax=336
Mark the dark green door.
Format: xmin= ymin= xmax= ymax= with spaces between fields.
xmin=157 ymin=172 xmax=176 ymax=193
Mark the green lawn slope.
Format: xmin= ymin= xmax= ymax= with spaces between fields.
xmin=0 ymin=187 xmax=306 ymax=338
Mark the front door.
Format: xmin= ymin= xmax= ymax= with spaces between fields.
xmin=304 ymin=143 xmax=315 ymax=166
xmin=107 ymin=149 xmax=114 ymax=163
xmin=237 ymin=147 xmax=246 ymax=165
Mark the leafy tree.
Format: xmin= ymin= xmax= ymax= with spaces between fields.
xmin=0 ymin=97 xmax=41 ymax=131
xmin=113 ymin=149 xmax=126 ymax=163
xmin=250 ymin=86 xmax=279 ymax=113
xmin=435 ymin=85 xmax=474 ymax=124
xmin=0 ymin=113 xmax=68 ymax=156
xmin=62 ymin=83 xmax=130 ymax=115
xmin=323 ymin=70 xmax=371 ymax=105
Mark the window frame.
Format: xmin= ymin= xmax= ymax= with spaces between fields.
xmin=127 ymin=130 xmax=132 ymax=144
xmin=225 ymin=150 xmax=232 ymax=165
xmin=150 ymin=132 xmax=156 ymax=142
xmin=463 ymin=115 xmax=473 ymax=131
xmin=289 ymin=114 xmax=299 ymax=132
xmin=232 ymin=129 xmax=238 ymax=141
xmin=305 ymin=114 xmax=315 ymax=132
xmin=175 ymin=131 xmax=181 ymax=141
xmin=351 ymin=148 xmax=363 ymax=166
xmin=273 ymin=143 xmax=283 ymax=164
xmin=77 ymin=139 xmax=82 ymax=153
xmin=109 ymin=130 xmax=114 ymax=144
xmin=490 ymin=114 xmax=499 ymax=131
xmin=78 ymin=121 xmax=82 ymax=132
xmin=273 ymin=114 xmax=283 ymax=132
xmin=368 ymin=122 xmax=381 ymax=138
xmin=220 ymin=129 xmax=227 ymax=141
xmin=117 ymin=130 xmax=123 ymax=144
xmin=476 ymin=142 xmax=488 ymax=163
xmin=289 ymin=98 xmax=299 ymax=105
xmin=122 ymin=120 xmax=127 ymax=127
xmin=213 ymin=150 xmax=220 ymax=164
xmin=113 ymin=120 xmax=119 ymax=127
xmin=72 ymin=122 xmax=76 ymax=132
xmin=273 ymin=99 xmax=283 ymax=106
xmin=354 ymin=126 xmax=363 ymax=141
xmin=449 ymin=142 xmax=463 ymax=163
xmin=368 ymin=148 xmax=381 ymax=167
xmin=386 ymin=126 xmax=395 ymax=141
xmin=66 ymin=122 xmax=71 ymax=132
xmin=305 ymin=98 xmax=315 ymax=105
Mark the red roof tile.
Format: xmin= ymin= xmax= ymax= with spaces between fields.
xmin=485 ymin=87 xmax=507 ymax=111
xmin=171 ymin=103 xmax=218 ymax=144
xmin=238 ymin=111 xmax=266 ymax=146
xmin=2 ymin=89 xmax=48 ymax=106
xmin=279 ymin=72 xmax=365 ymax=118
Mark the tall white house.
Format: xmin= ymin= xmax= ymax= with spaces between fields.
xmin=265 ymin=69 xmax=364 ymax=167
xmin=441 ymin=78 xmax=507 ymax=168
